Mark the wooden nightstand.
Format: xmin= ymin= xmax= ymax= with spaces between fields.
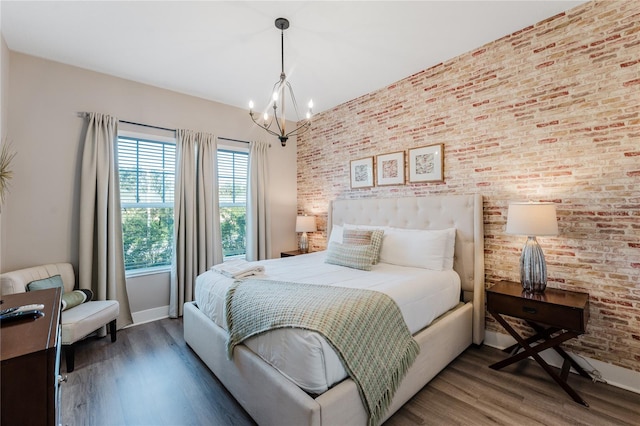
xmin=280 ymin=249 xmax=308 ymax=257
xmin=486 ymin=280 xmax=591 ymax=406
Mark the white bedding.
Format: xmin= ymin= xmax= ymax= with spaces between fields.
xmin=194 ymin=251 xmax=461 ymax=394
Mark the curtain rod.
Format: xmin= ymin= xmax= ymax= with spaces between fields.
xmin=77 ymin=112 xmax=250 ymax=144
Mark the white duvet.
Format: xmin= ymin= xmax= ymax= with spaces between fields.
xmin=194 ymin=251 xmax=460 ymax=394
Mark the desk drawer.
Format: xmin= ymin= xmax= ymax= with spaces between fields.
xmin=487 ymin=292 xmax=587 ymax=332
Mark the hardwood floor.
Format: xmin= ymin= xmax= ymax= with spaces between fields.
xmin=62 ymin=318 xmax=640 ymax=426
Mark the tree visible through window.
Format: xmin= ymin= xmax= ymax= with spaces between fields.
xmin=118 ymin=135 xmax=175 ymax=271
xmin=218 ymin=149 xmax=248 ymax=257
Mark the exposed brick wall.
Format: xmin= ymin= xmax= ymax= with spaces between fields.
xmin=297 ymin=0 xmax=640 ymax=372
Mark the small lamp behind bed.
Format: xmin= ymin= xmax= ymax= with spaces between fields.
xmin=506 ymin=202 xmax=558 ymax=293
xmin=296 ymin=215 xmax=317 ymax=253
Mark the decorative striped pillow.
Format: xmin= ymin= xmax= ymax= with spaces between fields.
xmin=342 ymin=229 xmax=384 ymax=264
xmin=325 ymin=242 xmax=376 ymax=271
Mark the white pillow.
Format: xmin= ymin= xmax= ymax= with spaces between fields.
xmin=378 ymin=227 xmax=456 ymax=271
xmin=328 ymin=224 xmax=344 ymax=244
xmin=442 ymin=228 xmax=456 ymax=270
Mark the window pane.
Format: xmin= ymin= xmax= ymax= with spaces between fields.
xmin=220 ymin=206 xmax=246 ymax=257
xmin=118 ymin=137 xmax=175 ymax=205
xmin=121 ymin=207 xmax=174 ymax=270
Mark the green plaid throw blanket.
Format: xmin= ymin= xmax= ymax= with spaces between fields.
xmin=225 ymin=279 xmax=420 ymax=426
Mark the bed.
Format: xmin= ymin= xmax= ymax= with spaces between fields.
xmin=184 ymin=194 xmax=484 ymax=425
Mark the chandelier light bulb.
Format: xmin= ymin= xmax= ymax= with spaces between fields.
xmin=306 ymin=111 xmax=311 ymax=119
xmin=308 ymin=99 xmax=313 ymax=109
xmin=272 ymin=92 xmax=278 ymax=102
xmin=263 ymin=112 xmax=269 ymax=122
xmin=249 ymin=100 xmax=254 ymax=110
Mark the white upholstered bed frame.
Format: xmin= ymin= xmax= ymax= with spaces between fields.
xmin=184 ymin=194 xmax=484 ymax=425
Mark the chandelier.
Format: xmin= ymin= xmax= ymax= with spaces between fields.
xmin=249 ymin=18 xmax=313 ymax=147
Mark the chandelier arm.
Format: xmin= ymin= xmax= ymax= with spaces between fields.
xmin=285 ymin=81 xmax=303 ymax=117
xmin=249 ymin=113 xmax=282 ymax=138
xmin=284 ymin=121 xmax=312 ymax=138
xmin=271 ymin=105 xmax=286 ymax=137
xmin=270 ymin=79 xmax=287 ymax=137
xmin=250 ymin=110 xmax=275 ymax=131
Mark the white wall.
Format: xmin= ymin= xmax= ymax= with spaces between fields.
xmin=0 ymin=36 xmax=8 ymax=139
xmin=2 ymin=51 xmax=298 ymax=317
xmin=0 ymin=35 xmax=10 ymax=274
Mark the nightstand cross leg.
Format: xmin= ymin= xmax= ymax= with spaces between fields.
xmin=503 ymin=326 xmax=559 ymax=354
xmin=527 ymin=321 xmax=592 ymax=380
xmin=491 ymin=330 xmax=578 ymax=369
xmin=488 ymin=311 xmax=589 ymax=407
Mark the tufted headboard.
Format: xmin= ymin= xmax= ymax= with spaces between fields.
xmin=328 ymin=194 xmax=485 ymax=344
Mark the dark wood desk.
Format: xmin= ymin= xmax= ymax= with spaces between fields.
xmin=1 ymin=288 xmax=62 ymax=425
xmin=486 ymin=281 xmax=591 ymax=406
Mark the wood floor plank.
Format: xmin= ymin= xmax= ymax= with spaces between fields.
xmin=61 ymin=319 xmax=640 ymax=425
xmin=434 ymin=371 xmax=554 ymax=425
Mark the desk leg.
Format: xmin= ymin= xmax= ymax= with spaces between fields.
xmin=488 ymin=311 xmax=589 ymax=407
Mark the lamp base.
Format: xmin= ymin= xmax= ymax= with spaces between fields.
xmin=299 ymin=232 xmax=309 ymax=253
xmin=520 ymin=236 xmax=547 ymax=293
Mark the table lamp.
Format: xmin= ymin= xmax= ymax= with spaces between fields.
xmin=296 ymin=215 xmax=317 ymax=253
xmin=506 ymin=202 xmax=558 ymax=293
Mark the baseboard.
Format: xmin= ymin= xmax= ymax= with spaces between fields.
xmin=127 ymin=305 xmax=170 ymax=327
xmin=484 ymin=330 xmax=640 ymax=395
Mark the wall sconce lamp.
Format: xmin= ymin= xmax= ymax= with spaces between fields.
xmin=296 ymin=215 xmax=317 ymax=253
xmin=506 ymin=202 xmax=558 ymax=293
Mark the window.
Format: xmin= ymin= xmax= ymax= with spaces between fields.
xmin=218 ymin=149 xmax=248 ymax=258
xmin=118 ymin=133 xmax=176 ymax=272
xmin=117 ymin=134 xmax=247 ymax=270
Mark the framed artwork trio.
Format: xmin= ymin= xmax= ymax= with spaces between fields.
xmin=350 ymin=143 xmax=444 ymax=189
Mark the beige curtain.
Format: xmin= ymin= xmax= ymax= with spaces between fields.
xmin=170 ymin=129 xmax=223 ymax=318
xmin=246 ymin=140 xmax=271 ymax=261
xmin=78 ymin=112 xmax=133 ymax=329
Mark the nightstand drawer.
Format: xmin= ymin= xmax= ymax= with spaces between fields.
xmin=486 ymin=282 xmax=589 ymax=332
xmin=488 ymin=293 xmax=584 ymax=331
xmin=281 ymin=250 xmax=308 ymax=257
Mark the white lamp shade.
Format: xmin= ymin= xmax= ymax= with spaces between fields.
xmin=296 ymin=215 xmax=317 ymax=233
xmin=506 ymin=203 xmax=558 ymax=236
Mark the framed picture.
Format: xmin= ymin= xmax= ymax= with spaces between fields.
xmin=350 ymin=157 xmax=374 ymax=189
xmin=408 ymin=143 xmax=444 ymax=183
xmin=376 ymin=151 xmax=405 ymax=186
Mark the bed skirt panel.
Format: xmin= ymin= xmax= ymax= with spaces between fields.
xmin=184 ymin=300 xmax=473 ymax=426
xmin=184 ymin=301 xmax=322 ymax=426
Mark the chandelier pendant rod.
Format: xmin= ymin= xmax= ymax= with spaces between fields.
xmin=278 ymin=24 xmax=286 ymax=137
xmin=280 ymin=27 xmax=285 ymax=76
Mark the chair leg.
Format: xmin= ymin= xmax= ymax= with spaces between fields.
xmin=65 ymin=344 xmax=75 ymax=373
xmin=109 ymin=319 xmax=117 ymax=343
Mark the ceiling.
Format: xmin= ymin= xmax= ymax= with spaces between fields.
xmin=1 ymin=1 xmax=587 ymax=120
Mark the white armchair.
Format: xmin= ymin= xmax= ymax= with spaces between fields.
xmin=0 ymin=263 xmax=119 ymax=372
